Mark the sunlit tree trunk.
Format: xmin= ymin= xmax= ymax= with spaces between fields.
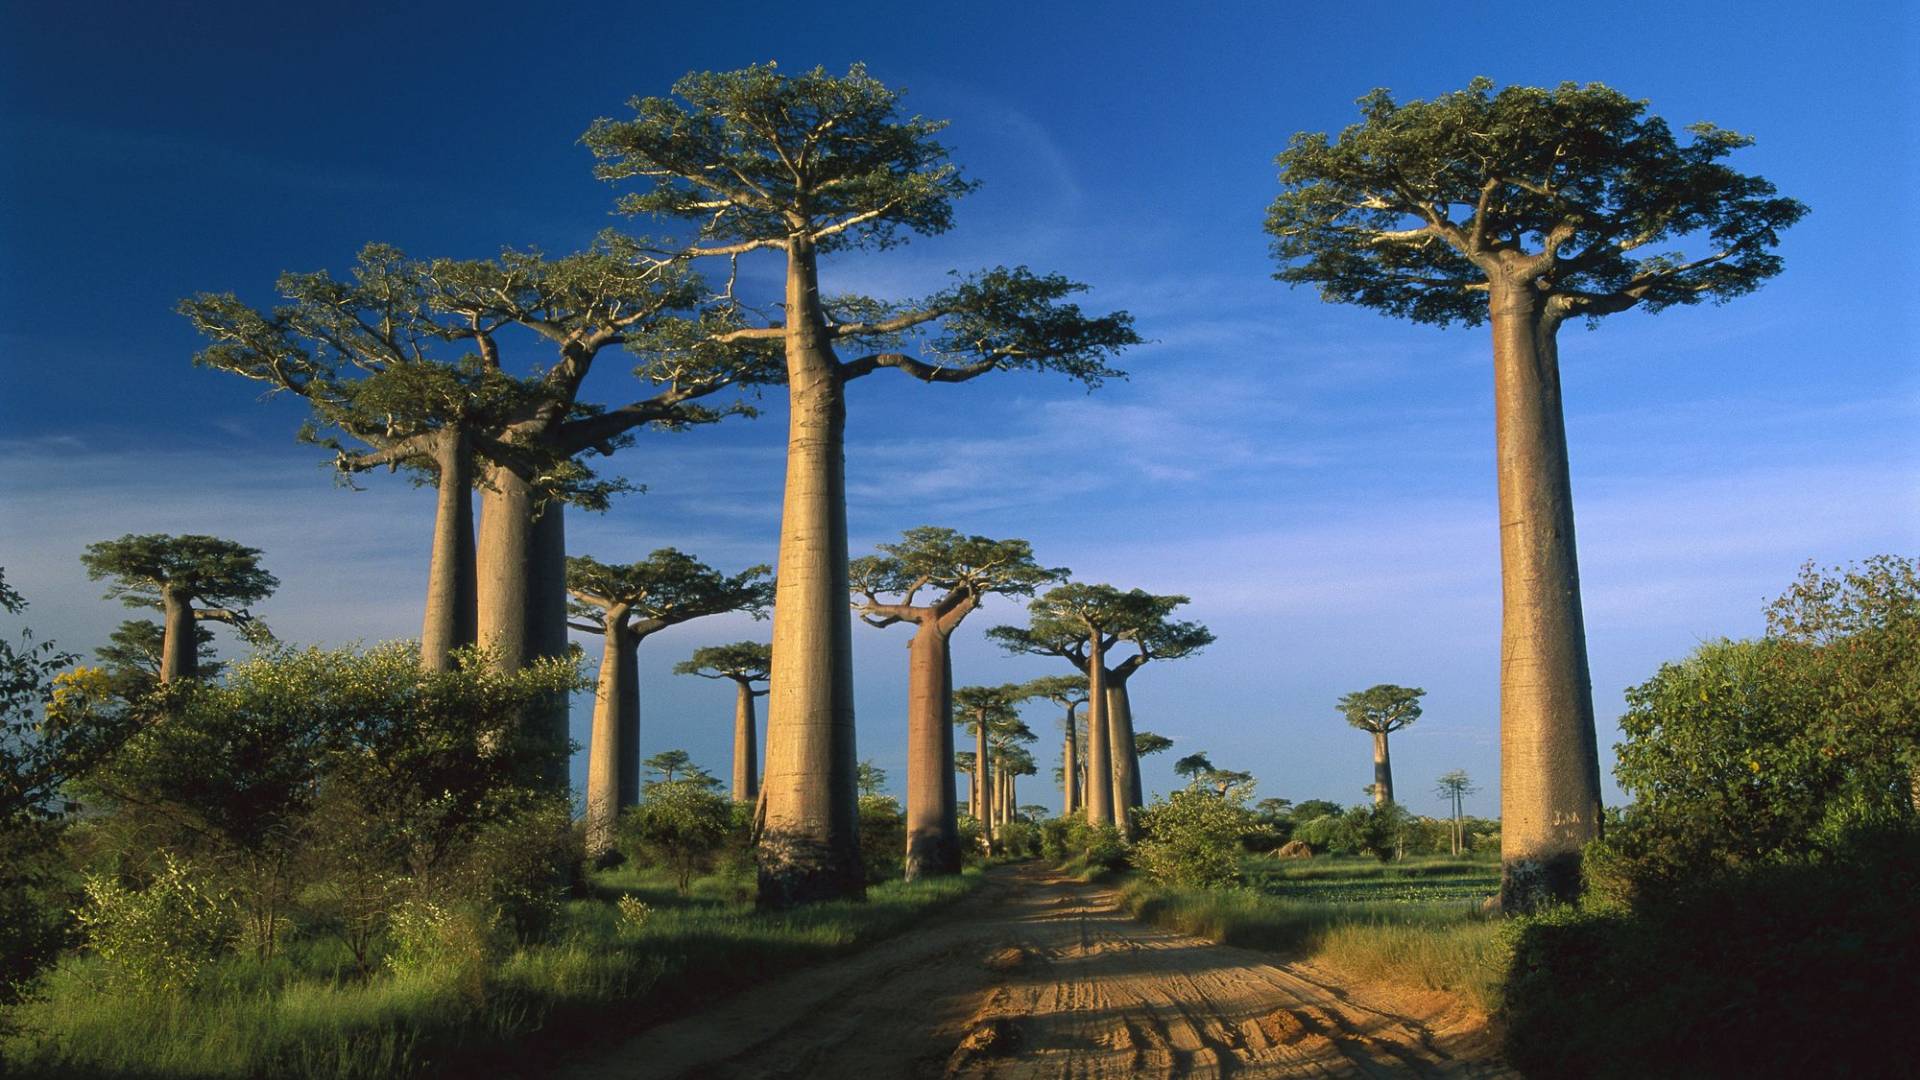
xmin=904 ymin=624 xmax=960 ymax=878
xmin=584 ymin=610 xmax=636 ymax=858
xmin=732 ymin=679 xmax=759 ymax=805
xmin=760 ymin=238 xmax=864 ymax=906
xmin=1491 ymin=282 xmax=1604 ymax=913
xmin=976 ymin=722 xmax=994 ymax=850
xmin=1107 ymin=678 xmax=1140 ymax=833
xmin=420 ymin=429 xmax=477 ymax=673
xmin=1372 ymin=731 xmax=1394 ymax=806
xmin=477 ymin=464 xmax=571 ymax=785
xmin=1083 ymin=633 xmax=1113 ymax=827
xmin=1062 ymin=707 xmax=1079 ymax=816
xmin=159 ymin=588 xmax=197 ymax=683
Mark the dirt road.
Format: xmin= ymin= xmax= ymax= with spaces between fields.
xmin=561 ymin=864 xmax=1514 ymax=1079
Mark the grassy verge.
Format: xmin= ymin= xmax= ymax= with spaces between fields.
xmin=4 ymin=867 xmax=983 ymax=1079
xmin=1119 ymin=855 xmax=1507 ymax=1012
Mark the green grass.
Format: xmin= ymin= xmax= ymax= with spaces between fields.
xmin=1120 ymin=855 xmax=1508 ymax=1012
xmin=3 ymin=867 xmax=983 ymax=1079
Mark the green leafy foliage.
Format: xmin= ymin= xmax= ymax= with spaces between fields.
xmin=1267 ymin=77 xmax=1807 ymax=326
xmin=673 ymin=641 xmax=771 ymax=685
xmin=618 ymin=781 xmax=735 ymax=891
xmin=565 ymin=550 xmax=773 ymax=633
xmin=76 ymin=854 xmax=238 ymax=996
xmin=857 ymin=794 xmax=906 ymax=883
xmin=1336 ymin=684 xmax=1423 ymax=734
xmin=1133 ymin=788 xmax=1259 ymax=889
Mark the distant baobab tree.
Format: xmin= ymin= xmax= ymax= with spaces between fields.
xmin=586 ymin=63 xmax=1139 ymax=905
xmin=566 ymin=551 xmax=772 ymax=856
xmin=1267 ymin=79 xmax=1804 ymax=909
xmin=1435 ymin=769 xmax=1480 ymax=855
xmin=79 ymin=535 xmax=276 ymax=683
xmin=953 ymin=684 xmax=1028 ymax=851
xmin=1024 ymin=675 xmax=1089 ymax=815
xmin=182 ymin=239 xmax=775 ymax=738
xmin=1338 ymin=684 xmax=1424 ymax=806
xmin=850 ymin=527 xmax=1062 ymax=878
xmin=675 ymin=642 xmax=772 ymax=806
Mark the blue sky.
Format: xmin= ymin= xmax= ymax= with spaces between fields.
xmin=3 ymin=1 xmax=1915 ymax=820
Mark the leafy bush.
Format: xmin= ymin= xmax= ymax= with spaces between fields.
xmin=1060 ymin=819 xmax=1129 ymax=875
xmin=76 ymin=855 xmax=237 ymax=995
xmin=997 ymin=819 xmax=1038 ymax=858
xmin=1037 ymin=816 xmax=1073 ymax=860
xmin=1133 ymin=789 xmax=1256 ymax=888
xmin=856 ymin=794 xmax=906 ymax=883
xmin=618 ymin=781 xmax=735 ymax=892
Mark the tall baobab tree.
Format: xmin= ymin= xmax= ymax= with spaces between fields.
xmin=675 ymin=642 xmax=772 ymax=805
xmin=1267 ymin=79 xmax=1804 ymax=909
xmin=566 ymin=551 xmax=773 ymax=856
xmin=182 ymin=239 xmax=775 ymax=696
xmin=79 ymin=535 xmax=276 ymax=682
xmin=586 ymin=63 xmax=1139 ymax=905
xmin=1337 ymin=684 xmax=1425 ymax=806
xmin=1024 ymin=675 xmax=1088 ymax=815
xmin=1435 ymin=769 xmax=1480 ymax=855
xmin=953 ymin=684 xmax=1027 ymax=851
xmin=850 ymin=528 xmax=1062 ymax=878
xmin=991 ymin=588 xmax=1209 ymax=833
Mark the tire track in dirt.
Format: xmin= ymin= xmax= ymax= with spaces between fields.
xmin=559 ymin=864 xmax=1514 ymax=1079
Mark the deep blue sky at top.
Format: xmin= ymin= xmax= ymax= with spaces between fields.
xmin=3 ymin=1 xmax=1915 ymax=814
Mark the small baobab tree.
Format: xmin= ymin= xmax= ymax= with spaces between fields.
xmin=851 ymin=527 xmax=1062 ymax=878
xmin=992 ymin=586 xmax=1209 ymax=834
xmin=953 ymin=684 xmax=1027 ymax=852
xmin=674 ymin=642 xmax=772 ymax=806
xmin=1024 ymin=675 xmax=1089 ymax=815
xmin=1435 ymin=769 xmax=1480 ymax=855
xmin=566 ymin=551 xmax=772 ymax=856
xmin=80 ymin=535 xmax=276 ymax=683
xmin=1267 ymin=78 xmax=1805 ymax=909
xmin=1337 ymin=684 xmax=1425 ymax=806
xmin=586 ymin=63 xmax=1139 ymax=905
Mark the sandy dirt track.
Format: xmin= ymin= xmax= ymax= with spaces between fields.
xmin=560 ymin=863 xmax=1514 ymax=1079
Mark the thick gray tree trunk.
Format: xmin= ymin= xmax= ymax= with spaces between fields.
xmin=975 ymin=720 xmax=994 ymax=850
xmin=159 ymin=589 xmax=197 ymax=683
xmin=759 ymin=238 xmax=864 ymax=906
xmin=1083 ymin=633 xmax=1113 ymax=827
xmin=1107 ymin=678 xmax=1141 ymax=830
xmin=903 ymin=624 xmax=960 ymax=879
xmin=477 ymin=464 xmax=572 ymax=786
xmin=1490 ymin=282 xmax=1604 ymax=913
xmin=1061 ymin=706 xmax=1079 ymax=816
xmin=1371 ymin=730 xmax=1394 ymax=805
xmin=420 ymin=430 xmax=477 ymax=673
xmin=731 ymin=679 xmax=759 ymax=805
xmin=584 ymin=611 xmax=636 ymax=858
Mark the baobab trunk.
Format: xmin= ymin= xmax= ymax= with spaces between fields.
xmin=760 ymin=238 xmax=864 ymax=905
xmin=420 ymin=430 xmax=477 ymax=673
xmin=477 ymin=464 xmax=572 ymax=785
xmin=903 ymin=624 xmax=960 ymax=878
xmin=1062 ymin=708 xmax=1079 ymax=815
xmin=731 ymin=680 xmax=759 ymax=805
xmin=1371 ymin=731 xmax=1394 ymax=805
xmin=1083 ymin=634 xmax=1114 ymax=827
xmin=159 ymin=589 xmax=197 ymax=683
xmin=584 ymin=612 xmax=637 ymax=858
xmin=975 ymin=721 xmax=994 ymax=850
xmin=1107 ymin=680 xmax=1140 ymax=834
xmin=1490 ymin=283 xmax=1604 ymax=913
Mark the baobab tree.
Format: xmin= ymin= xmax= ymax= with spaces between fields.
xmin=586 ymin=63 xmax=1139 ymax=905
xmin=674 ymin=642 xmax=772 ymax=805
xmin=1337 ymin=684 xmax=1425 ymax=806
xmin=1266 ymin=79 xmax=1803 ymax=910
xmin=79 ymin=535 xmax=276 ymax=682
xmin=991 ymin=587 xmax=1209 ymax=833
xmin=95 ymin=619 xmax=220 ymax=695
xmin=851 ymin=528 xmax=1062 ymax=878
xmin=953 ymin=684 xmax=1027 ymax=851
xmin=183 ymin=239 xmax=775 ymax=695
xmin=1024 ymin=675 xmax=1088 ymax=815
xmin=566 ymin=551 xmax=773 ymax=856
xmin=1435 ymin=769 xmax=1480 ymax=855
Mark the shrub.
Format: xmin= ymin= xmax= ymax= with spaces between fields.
xmin=856 ymin=794 xmax=906 ymax=883
xmin=614 ymin=895 xmax=652 ymax=932
xmin=383 ymin=898 xmax=495 ymax=995
xmin=998 ymin=819 xmax=1038 ymax=858
xmin=76 ymin=854 xmax=237 ymax=995
xmin=619 ymin=781 xmax=735 ymax=891
xmin=1133 ymin=789 xmax=1255 ymax=888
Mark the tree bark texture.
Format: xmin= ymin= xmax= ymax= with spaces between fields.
xmin=476 ymin=464 xmax=573 ymax=785
xmin=1062 ymin=708 xmax=1079 ymax=816
xmin=159 ymin=589 xmax=197 ymax=683
xmin=759 ymin=239 xmax=864 ymax=906
xmin=1371 ymin=731 xmax=1394 ymax=806
xmin=584 ymin=611 xmax=637 ymax=858
xmin=731 ymin=679 xmax=760 ymax=805
xmin=1083 ymin=633 xmax=1114 ymax=827
xmin=1490 ymin=283 xmax=1604 ymax=913
xmin=420 ymin=430 xmax=477 ymax=673
xmin=1107 ymin=678 xmax=1141 ymax=832
xmin=975 ymin=720 xmax=994 ymax=849
xmin=903 ymin=623 xmax=961 ymax=879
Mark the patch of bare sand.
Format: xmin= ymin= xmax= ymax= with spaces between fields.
xmin=558 ymin=864 xmax=1514 ymax=1079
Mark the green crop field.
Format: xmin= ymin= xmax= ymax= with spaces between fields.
xmin=1243 ymin=854 xmax=1499 ymax=905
